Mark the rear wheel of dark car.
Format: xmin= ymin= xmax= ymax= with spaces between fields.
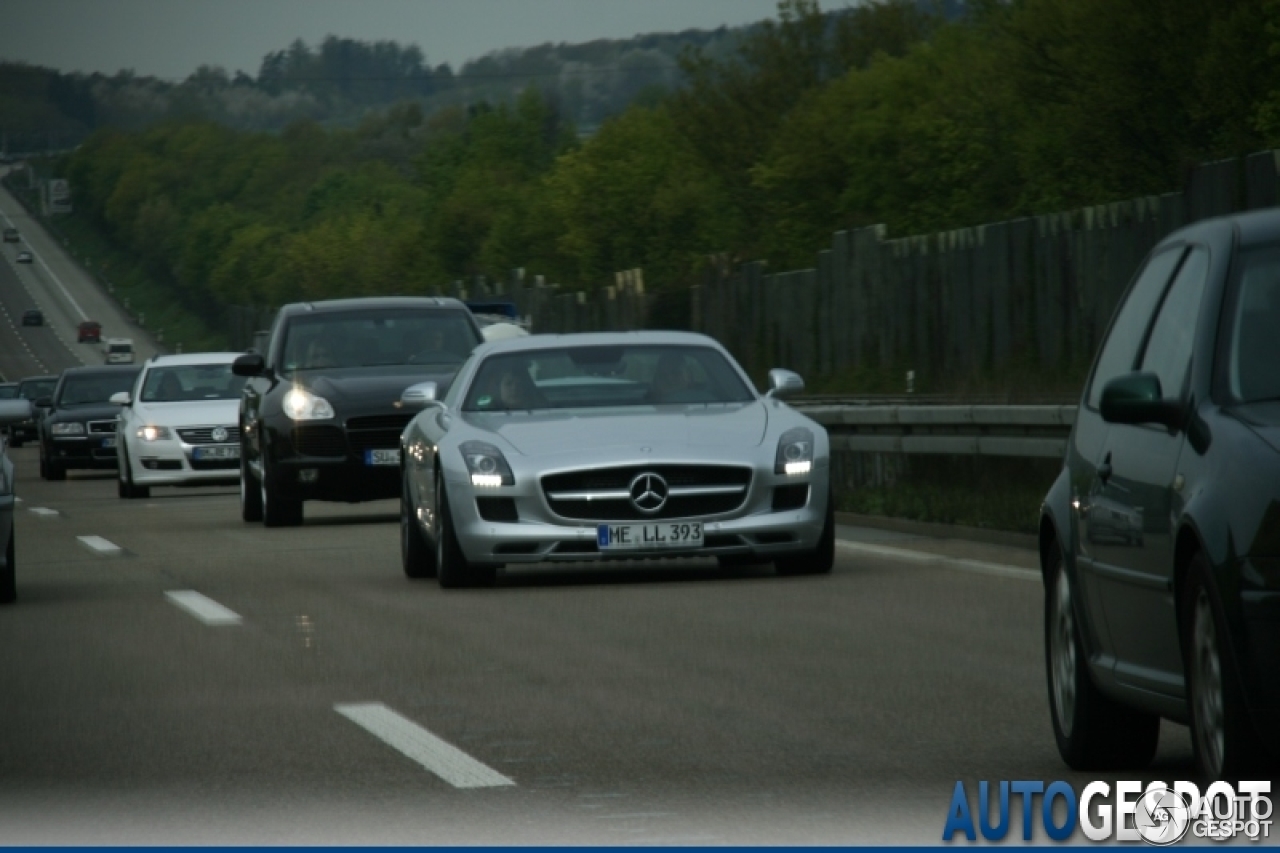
xmin=1182 ymin=552 xmax=1272 ymax=779
xmin=9 ymin=434 xmax=22 ymax=448
xmin=1045 ymin=541 xmax=1159 ymax=770
xmin=260 ymin=452 xmax=302 ymax=528
xmin=40 ymin=447 xmax=65 ymax=481
xmin=0 ymin=531 xmax=15 ymax=604
xmin=401 ymin=480 xmax=437 ymax=579
xmin=775 ymin=488 xmax=835 ymax=576
xmin=239 ymin=442 xmax=263 ymax=522
xmin=435 ymin=478 xmax=495 ymax=589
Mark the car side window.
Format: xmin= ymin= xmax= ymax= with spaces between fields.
xmin=1086 ymin=247 xmax=1185 ymax=409
xmin=1139 ymin=246 xmax=1209 ymax=400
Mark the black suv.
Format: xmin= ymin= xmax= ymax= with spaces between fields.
xmin=233 ymin=297 xmax=484 ymax=526
xmin=38 ymin=365 xmax=140 ymax=480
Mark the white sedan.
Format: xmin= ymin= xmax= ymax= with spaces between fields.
xmin=111 ymin=352 xmax=247 ymax=498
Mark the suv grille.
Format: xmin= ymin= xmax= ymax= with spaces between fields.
xmin=347 ymin=413 xmax=413 ymax=453
xmin=290 ymin=426 xmax=347 ymax=457
xmin=542 ymin=464 xmax=751 ymax=522
xmin=87 ymin=420 xmax=117 ymax=434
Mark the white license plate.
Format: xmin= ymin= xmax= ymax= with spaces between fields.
xmin=597 ymin=521 xmax=704 ymax=550
xmin=101 ymin=437 xmax=116 ymax=448
xmin=365 ymin=448 xmax=400 ymax=466
xmin=194 ymin=445 xmax=239 ymax=460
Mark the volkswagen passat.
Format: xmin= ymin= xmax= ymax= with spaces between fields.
xmin=1040 ymin=207 xmax=1280 ymax=779
xmin=399 ymin=331 xmax=834 ymax=588
xmin=111 ymin=353 xmax=247 ymax=499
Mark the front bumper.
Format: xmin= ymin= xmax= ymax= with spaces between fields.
xmin=128 ymin=436 xmax=240 ymax=486
xmin=442 ymin=462 xmax=830 ymax=565
xmin=45 ymin=434 xmax=119 ymax=469
xmin=264 ymin=418 xmax=407 ymax=503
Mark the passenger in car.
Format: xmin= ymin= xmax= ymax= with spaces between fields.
xmin=648 ymin=353 xmax=696 ymax=403
xmin=496 ymin=367 xmax=544 ymax=410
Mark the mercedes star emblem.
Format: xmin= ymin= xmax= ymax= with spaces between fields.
xmin=628 ymin=472 xmax=669 ymax=514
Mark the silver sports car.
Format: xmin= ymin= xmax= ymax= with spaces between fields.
xmin=398 ymin=331 xmax=833 ymax=588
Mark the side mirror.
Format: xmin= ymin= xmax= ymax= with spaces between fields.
xmin=765 ymin=368 xmax=805 ymax=398
xmin=1100 ymin=372 xmax=1183 ymax=428
xmin=34 ymin=396 xmax=52 ymax=409
xmin=109 ymin=391 xmax=131 ymax=406
xmin=0 ymin=399 xmax=32 ymax=427
xmin=400 ymin=381 xmax=440 ymax=411
xmin=232 ymin=352 xmax=266 ymax=377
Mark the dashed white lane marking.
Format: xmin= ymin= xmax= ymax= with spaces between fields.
xmin=835 ymin=539 xmax=1039 ymax=581
xmin=334 ymin=702 xmax=516 ymax=789
xmin=76 ymin=535 xmax=123 ymax=556
xmin=28 ymin=506 xmax=59 ymax=517
xmin=165 ymin=590 xmax=242 ymax=626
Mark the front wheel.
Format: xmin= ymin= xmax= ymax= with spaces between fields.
xmin=239 ymin=443 xmax=263 ymax=522
xmin=1045 ymin=542 xmax=1159 ymax=770
xmin=775 ymin=488 xmax=835 ymax=576
xmin=0 ymin=529 xmax=15 ymax=604
xmin=1182 ymin=553 xmax=1271 ymax=779
xmin=260 ymin=453 xmax=303 ymax=528
xmin=117 ymin=444 xmax=149 ymax=499
xmin=435 ymin=479 xmax=495 ymax=589
xmin=401 ymin=478 xmax=437 ymax=579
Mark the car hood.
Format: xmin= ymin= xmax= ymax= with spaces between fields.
xmin=48 ymin=403 xmax=123 ymax=422
xmin=299 ymin=366 xmax=457 ymax=408
xmin=464 ymin=402 xmax=769 ymax=456
xmin=1233 ymin=401 xmax=1280 ymax=455
xmin=132 ymin=400 xmax=239 ymax=427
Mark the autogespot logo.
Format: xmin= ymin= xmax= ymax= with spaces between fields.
xmin=942 ymin=780 xmax=1272 ymax=844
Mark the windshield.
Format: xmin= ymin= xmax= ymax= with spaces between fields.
xmin=280 ymin=308 xmax=480 ymax=376
xmin=56 ymin=372 xmax=138 ymax=406
xmin=108 ymin=343 xmax=131 ymax=354
xmin=462 ymin=344 xmax=756 ymax=412
xmin=19 ymin=379 xmax=56 ymax=401
xmin=140 ymin=363 xmax=245 ymax=403
xmin=1225 ymin=246 xmax=1280 ymax=403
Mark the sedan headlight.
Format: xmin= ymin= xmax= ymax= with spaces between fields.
xmin=50 ymin=422 xmax=86 ymax=436
xmin=136 ymin=425 xmax=172 ymax=442
xmin=775 ymin=427 xmax=814 ymax=475
xmin=282 ymin=387 xmax=335 ymax=421
xmin=459 ymin=441 xmax=515 ymax=487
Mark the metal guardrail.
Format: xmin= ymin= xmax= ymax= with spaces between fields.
xmin=790 ymin=400 xmax=1077 ymax=459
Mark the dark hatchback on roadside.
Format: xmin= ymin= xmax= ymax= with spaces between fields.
xmin=1040 ymin=207 xmax=1280 ymax=780
xmin=38 ymin=365 xmax=140 ymax=480
xmin=233 ymin=297 xmax=484 ymax=527
xmin=8 ymin=374 xmax=57 ymax=447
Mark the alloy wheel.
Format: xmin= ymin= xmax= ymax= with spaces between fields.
xmin=1191 ymin=589 xmax=1225 ymax=776
xmin=1050 ymin=567 xmax=1077 ymax=737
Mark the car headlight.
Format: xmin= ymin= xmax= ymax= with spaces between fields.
xmin=136 ymin=425 xmax=172 ymax=441
xmin=775 ymin=427 xmax=814 ymax=475
xmin=459 ymin=441 xmax=515 ymax=487
xmin=50 ymin=422 xmax=86 ymax=436
xmin=282 ymin=387 xmax=335 ymax=421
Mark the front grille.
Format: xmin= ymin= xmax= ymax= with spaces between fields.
xmin=87 ymin=420 xmax=117 ymax=434
xmin=178 ymin=426 xmax=240 ymax=445
xmin=542 ymin=464 xmax=751 ymax=521
xmin=290 ymin=426 xmax=347 ymax=457
xmin=347 ymin=413 xmax=413 ymax=454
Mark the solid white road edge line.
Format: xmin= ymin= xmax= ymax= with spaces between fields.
xmin=334 ymin=702 xmax=516 ymax=789
xmin=76 ymin=534 xmax=123 ymax=556
xmin=835 ymin=539 xmax=1039 ymax=582
xmin=165 ymin=590 xmax=243 ymax=626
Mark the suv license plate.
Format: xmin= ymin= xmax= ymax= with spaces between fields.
xmin=365 ymin=449 xmax=399 ymax=466
xmin=102 ymin=437 xmax=116 ymax=448
xmin=597 ymin=522 xmax=703 ymax=550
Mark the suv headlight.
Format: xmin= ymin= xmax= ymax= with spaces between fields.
xmin=775 ymin=427 xmax=814 ymax=475
xmin=51 ymin=422 xmax=86 ymax=436
xmin=282 ymin=387 xmax=335 ymax=421
xmin=460 ymin=441 xmax=515 ymax=487
xmin=136 ymin=425 xmax=172 ymax=441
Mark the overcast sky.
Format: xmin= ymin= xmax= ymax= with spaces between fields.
xmin=0 ymin=0 xmax=806 ymax=81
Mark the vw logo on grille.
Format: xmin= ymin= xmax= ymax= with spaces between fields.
xmin=211 ymin=427 xmax=229 ymax=443
xmin=628 ymin=471 xmax=669 ymax=514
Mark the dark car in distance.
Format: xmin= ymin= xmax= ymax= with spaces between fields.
xmin=38 ymin=365 xmax=140 ymax=480
xmin=8 ymin=375 xmax=56 ymax=447
xmin=1040 ymin=207 xmax=1280 ymax=780
xmin=21 ymin=309 xmax=42 ymax=326
xmin=233 ymin=297 xmax=484 ymax=527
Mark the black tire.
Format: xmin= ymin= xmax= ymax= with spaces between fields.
xmin=1045 ymin=542 xmax=1159 ymax=770
xmin=44 ymin=454 xmax=66 ymax=482
xmin=401 ymin=479 xmax=437 ymax=579
xmin=1182 ymin=552 xmax=1271 ymax=779
xmin=117 ymin=445 xmax=149 ymax=499
xmin=436 ymin=479 xmax=495 ymax=589
xmin=9 ymin=437 xmax=22 ymax=448
xmin=0 ymin=529 xmax=15 ymax=604
xmin=239 ymin=442 xmax=263 ymax=523
xmin=260 ymin=452 xmax=302 ymax=528
xmin=775 ymin=488 xmax=835 ymax=576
